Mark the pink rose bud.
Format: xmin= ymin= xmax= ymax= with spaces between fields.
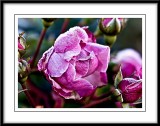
xmin=38 ymin=26 xmax=110 ymax=100
xmin=99 ymin=18 xmax=127 ymax=36
xmin=18 ymin=35 xmax=26 ymax=50
xmin=118 ymin=78 xmax=142 ymax=103
xmin=113 ymin=49 xmax=142 ymax=79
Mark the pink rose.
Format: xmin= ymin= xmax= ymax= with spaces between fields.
xmin=38 ymin=26 xmax=110 ymax=100
xmin=113 ymin=49 xmax=142 ymax=79
xmin=118 ymin=78 xmax=142 ymax=103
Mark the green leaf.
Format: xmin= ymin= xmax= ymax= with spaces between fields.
xmin=114 ymin=66 xmax=123 ymax=88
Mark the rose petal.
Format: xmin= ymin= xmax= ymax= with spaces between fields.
xmin=47 ymin=53 xmax=69 ymax=77
xmin=84 ymin=42 xmax=110 ymax=72
xmin=83 ymin=26 xmax=96 ymax=43
xmin=38 ymin=46 xmax=54 ymax=71
xmin=54 ymin=26 xmax=88 ymax=53
xmin=55 ymin=64 xmax=76 ymax=85
xmin=70 ymin=79 xmax=94 ymax=97
xmin=75 ymin=60 xmax=89 ymax=77
xmin=84 ymin=71 xmax=107 ymax=87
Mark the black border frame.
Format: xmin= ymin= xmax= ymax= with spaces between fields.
xmin=0 ymin=0 xmax=159 ymax=124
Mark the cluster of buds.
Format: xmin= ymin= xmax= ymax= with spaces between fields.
xmin=98 ymin=18 xmax=127 ymax=47
xmin=18 ymin=32 xmax=30 ymax=84
xmin=112 ymin=49 xmax=142 ymax=104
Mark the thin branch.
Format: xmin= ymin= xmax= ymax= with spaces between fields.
xmin=30 ymin=28 xmax=47 ymax=68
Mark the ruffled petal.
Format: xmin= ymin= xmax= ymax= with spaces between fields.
xmin=84 ymin=42 xmax=110 ymax=72
xmin=84 ymin=71 xmax=107 ymax=87
xmin=55 ymin=64 xmax=76 ymax=85
xmin=70 ymin=79 xmax=94 ymax=97
xmin=75 ymin=60 xmax=89 ymax=77
xmin=37 ymin=46 xmax=54 ymax=71
xmin=54 ymin=26 xmax=88 ymax=53
xmin=47 ymin=53 xmax=69 ymax=77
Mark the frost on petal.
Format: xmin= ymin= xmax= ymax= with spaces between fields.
xmin=84 ymin=71 xmax=107 ymax=87
xmin=84 ymin=42 xmax=110 ymax=72
xmin=47 ymin=53 xmax=69 ymax=77
xmin=54 ymin=26 xmax=88 ymax=53
xmin=114 ymin=48 xmax=142 ymax=70
xmin=37 ymin=46 xmax=54 ymax=71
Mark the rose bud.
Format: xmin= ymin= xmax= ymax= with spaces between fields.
xmin=118 ymin=78 xmax=142 ymax=103
xmin=99 ymin=18 xmax=127 ymax=36
xmin=18 ymin=60 xmax=30 ymax=84
xmin=38 ymin=26 xmax=110 ymax=100
xmin=42 ymin=18 xmax=56 ymax=28
xmin=18 ymin=35 xmax=26 ymax=50
xmin=113 ymin=48 xmax=142 ymax=79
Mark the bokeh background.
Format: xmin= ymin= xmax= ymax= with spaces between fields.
xmin=18 ymin=18 xmax=142 ymax=108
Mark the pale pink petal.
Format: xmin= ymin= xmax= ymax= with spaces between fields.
xmin=54 ymin=26 xmax=88 ymax=53
xmin=84 ymin=71 xmax=107 ymax=87
xmin=38 ymin=46 xmax=54 ymax=71
xmin=47 ymin=53 xmax=69 ymax=77
xmin=84 ymin=43 xmax=110 ymax=72
xmin=55 ymin=64 xmax=76 ymax=85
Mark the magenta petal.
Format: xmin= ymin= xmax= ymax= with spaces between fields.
xmin=83 ymin=26 xmax=96 ymax=43
xmin=18 ymin=41 xmax=24 ymax=50
xmin=118 ymin=78 xmax=142 ymax=103
xmin=123 ymin=93 xmax=142 ymax=103
xmin=87 ymin=52 xmax=99 ymax=75
xmin=85 ymin=42 xmax=110 ymax=72
xmin=71 ymin=79 xmax=94 ymax=97
xmin=84 ymin=71 xmax=107 ymax=87
xmin=55 ymin=64 xmax=76 ymax=85
xmin=38 ymin=46 xmax=54 ymax=71
xmin=103 ymin=18 xmax=113 ymax=26
xmin=54 ymin=26 xmax=88 ymax=53
xmin=47 ymin=53 xmax=69 ymax=77
xmin=75 ymin=60 xmax=89 ymax=77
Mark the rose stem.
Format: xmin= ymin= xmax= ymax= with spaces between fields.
xmin=20 ymin=82 xmax=36 ymax=107
xmin=82 ymin=96 xmax=112 ymax=108
xmin=61 ymin=18 xmax=70 ymax=33
xmin=30 ymin=28 xmax=47 ymax=68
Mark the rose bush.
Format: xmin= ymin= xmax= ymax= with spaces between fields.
xmin=38 ymin=26 xmax=110 ymax=100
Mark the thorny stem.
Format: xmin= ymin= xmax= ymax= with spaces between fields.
xmin=30 ymin=28 xmax=47 ymax=68
xmin=21 ymin=82 xmax=36 ymax=107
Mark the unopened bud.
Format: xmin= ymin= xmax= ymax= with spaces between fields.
xmin=42 ymin=18 xmax=56 ymax=28
xmin=18 ymin=60 xmax=30 ymax=84
xmin=18 ymin=34 xmax=26 ymax=50
xmin=118 ymin=78 xmax=142 ymax=103
xmin=99 ymin=18 xmax=127 ymax=36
